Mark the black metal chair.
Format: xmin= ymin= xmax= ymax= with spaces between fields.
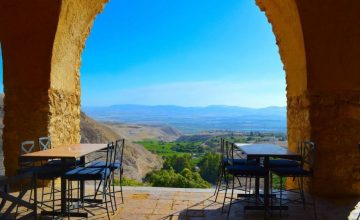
xmin=0 ymin=172 xmax=37 ymax=219
xmin=18 ymin=139 xmax=62 ymax=215
xmin=87 ymin=139 xmax=125 ymax=207
xmin=221 ymin=140 xmax=266 ymax=219
xmin=38 ymin=137 xmax=61 ymax=209
xmin=64 ymin=142 xmax=115 ymax=220
xmin=270 ymin=141 xmax=317 ymax=218
xmin=214 ymin=138 xmax=256 ymax=202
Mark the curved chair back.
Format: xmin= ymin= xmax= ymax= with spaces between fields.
xmin=224 ymin=140 xmax=234 ymax=166
xmin=39 ymin=136 xmax=51 ymax=151
xmin=113 ymin=139 xmax=125 ymax=167
xmin=220 ymin=138 xmax=226 ymax=162
xmin=105 ymin=142 xmax=114 ymax=168
xmin=20 ymin=141 xmax=35 ymax=168
xmin=20 ymin=141 xmax=35 ymax=155
xmin=297 ymin=141 xmax=316 ymax=172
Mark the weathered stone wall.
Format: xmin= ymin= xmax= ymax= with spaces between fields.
xmin=0 ymin=0 xmax=61 ymax=176
xmin=256 ymin=0 xmax=311 ymax=185
xmin=309 ymin=92 xmax=360 ymax=195
xmin=258 ymin=0 xmax=360 ymax=195
xmin=49 ymin=0 xmax=108 ymax=147
xmin=296 ymin=0 xmax=360 ymax=195
xmin=0 ymin=0 xmax=108 ymax=176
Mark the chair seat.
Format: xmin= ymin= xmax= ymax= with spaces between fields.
xmin=87 ymin=160 xmax=121 ymax=169
xmin=226 ymin=165 xmax=266 ymax=177
xmin=268 ymin=159 xmax=300 ymax=168
xmin=223 ymin=158 xmax=257 ymax=166
xmin=18 ymin=166 xmax=62 ymax=179
xmin=64 ymin=167 xmax=111 ymax=180
xmin=271 ymin=167 xmax=312 ymax=177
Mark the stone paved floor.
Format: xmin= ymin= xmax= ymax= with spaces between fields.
xmin=6 ymin=186 xmax=360 ymax=219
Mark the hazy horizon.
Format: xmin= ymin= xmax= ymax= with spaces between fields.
xmin=82 ymin=103 xmax=286 ymax=109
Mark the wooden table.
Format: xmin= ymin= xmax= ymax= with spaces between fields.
xmin=20 ymin=143 xmax=108 ymax=218
xmin=235 ymin=143 xmax=301 ymax=211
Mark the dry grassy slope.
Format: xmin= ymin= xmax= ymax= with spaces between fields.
xmin=103 ymin=121 xmax=182 ymax=142
xmin=80 ymin=112 xmax=168 ymax=181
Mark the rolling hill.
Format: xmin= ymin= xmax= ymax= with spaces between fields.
xmin=83 ymin=104 xmax=287 ymax=133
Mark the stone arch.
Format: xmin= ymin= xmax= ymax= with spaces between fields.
xmin=0 ymin=0 xmax=359 ymax=196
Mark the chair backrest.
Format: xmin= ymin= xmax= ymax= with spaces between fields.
xmin=38 ymin=136 xmax=51 ymax=151
xmin=20 ymin=141 xmax=35 ymax=155
xmin=220 ymin=137 xmax=226 ymax=160
xmin=297 ymin=141 xmax=316 ymax=172
xmin=104 ymin=142 xmax=114 ymax=168
xmin=224 ymin=140 xmax=235 ymax=166
xmin=115 ymin=139 xmax=125 ymax=165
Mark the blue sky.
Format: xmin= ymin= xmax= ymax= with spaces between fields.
xmin=0 ymin=0 xmax=286 ymax=108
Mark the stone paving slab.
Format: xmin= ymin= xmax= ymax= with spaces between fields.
xmin=3 ymin=186 xmax=360 ymax=219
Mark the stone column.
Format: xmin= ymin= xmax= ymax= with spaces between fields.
xmin=0 ymin=0 xmax=61 ymax=176
xmin=0 ymin=0 xmax=107 ymax=176
xmin=296 ymin=0 xmax=360 ymax=195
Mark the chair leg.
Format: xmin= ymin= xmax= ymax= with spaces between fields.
xmin=270 ymin=173 xmax=273 ymax=207
xmin=103 ymin=182 xmax=111 ymax=220
xmin=312 ymin=193 xmax=317 ymax=219
xmin=94 ymin=179 xmax=103 ymax=200
xmin=245 ymin=177 xmax=248 ymax=195
xmin=108 ymin=178 xmax=115 ymax=215
xmin=67 ymin=181 xmax=71 ymax=220
xmin=52 ymin=179 xmax=55 ymax=216
xmin=227 ymin=176 xmax=235 ymax=220
xmin=279 ymin=177 xmax=283 ymax=217
xmin=15 ymin=185 xmax=22 ymax=218
xmin=40 ymin=180 xmax=44 ymax=207
xmin=299 ymin=177 xmax=306 ymax=210
xmin=215 ymin=167 xmax=223 ymax=202
xmin=28 ymin=186 xmax=33 ymax=211
xmin=112 ymin=172 xmax=117 ymax=210
xmin=120 ymin=170 xmax=124 ymax=204
xmin=213 ymin=164 xmax=221 ymax=196
xmin=77 ymin=181 xmax=80 ymax=212
xmin=221 ymin=171 xmax=229 ymax=213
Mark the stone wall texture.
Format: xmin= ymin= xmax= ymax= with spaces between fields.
xmin=258 ymin=0 xmax=360 ymax=195
xmin=0 ymin=0 xmax=108 ymax=176
xmin=49 ymin=0 xmax=108 ymax=147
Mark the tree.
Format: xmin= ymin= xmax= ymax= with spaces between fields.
xmin=198 ymin=153 xmax=221 ymax=184
xmin=163 ymin=155 xmax=192 ymax=173
xmin=145 ymin=168 xmax=210 ymax=188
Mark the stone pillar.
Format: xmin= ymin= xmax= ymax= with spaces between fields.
xmin=295 ymin=0 xmax=360 ymax=195
xmin=0 ymin=0 xmax=61 ymax=176
xmin=256 ymin=0 xmax=312 ymax=179
xmin=0 ymin=0 xmax=107 ymax=176
xmin=258 ymin=0 xmax=360 ymax=195
xmin=48 ymin=0 xmax=108 ymax=147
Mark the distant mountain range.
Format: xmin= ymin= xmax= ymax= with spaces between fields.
xmin=83 ymin=105 xmax=287 ymax=134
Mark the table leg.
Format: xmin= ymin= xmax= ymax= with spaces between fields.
xmin=255 ymin=157 xmax=260 ymax=197
xmin=42 ymin=158 xmax=89 ymax=218
xmin=80 ymin=156 xmax=85 ymax=202
xmin=61 ymin=159 xmax=67 ymax=216
xmin=263 ymin=156 xmax=270 ymax=209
